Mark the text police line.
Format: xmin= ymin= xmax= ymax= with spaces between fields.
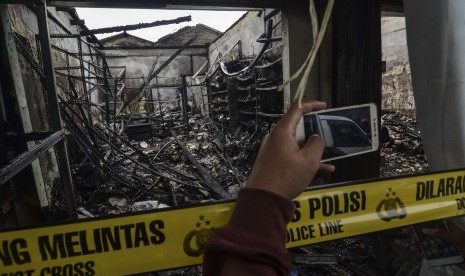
xmin=1 ymin=168 xmax=465 ymax=274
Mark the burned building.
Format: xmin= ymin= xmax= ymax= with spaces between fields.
xmin=100 ymin=24 xmax=221 ymax=117
xmin=1 ymin=1 xmax=436 ymax=275
xmin=0 ymin=4 xmax=293 ymax=224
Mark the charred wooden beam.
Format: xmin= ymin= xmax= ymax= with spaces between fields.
xmin=70 ymin=19 xmax=85 ymax=25
xmin=36 ymin=1 xmax=77 ymax=218
xmin=170 ymin=130 xmax=230 ymax=199
xmin=148 ymin=36 xmax=197 ymax=82
xmin=227 ymin=78 xmax=239 ymax=129
xmin=59 ymin=7 xmax=104 ymax=48
xmin=80 ymin=16 xmax=191 ymax=36
xmin=102 ymin=45 xmax=208 ymax=50
xmin=14 ymin=34 xmax=45 ymax=80
xmin=0 ymin=131 xmax=64 ymax=186
xmin=46 ymin=0 xmax=286 ymax=9
xmin=6 ymin=131 xmax=55 ymax=142
xmin=181 ymin=76 xmax=188 ymax=125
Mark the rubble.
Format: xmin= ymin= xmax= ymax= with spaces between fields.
xmin=44 ymin=10 xmax=427 ymax=273
xmin=62 ymin=111 xmax=263 ymax=217
xmin=380 ymin=111 xmax=429 ymax=177
xmin=2 ymin=5 xmax=432 ymax=275
xmin=61 ymin=103 xmax=429 ymax=275
xmin=55 ymin=58 xmax=429 ymax=274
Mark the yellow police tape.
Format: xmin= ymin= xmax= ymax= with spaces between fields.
xmin=2 ymin=169 xmax=465 ymax=275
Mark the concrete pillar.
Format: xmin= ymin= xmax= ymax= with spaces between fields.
xmin=404 ymin=0 xmax=465 ymax=240
xmin=405 ymin=0 xmax=465 ymax=171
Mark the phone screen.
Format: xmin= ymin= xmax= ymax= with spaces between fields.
xmin=412 ymin=221 xmax=463 ymax=265
xmin=299 ymin=103 xmax=378 ymax=162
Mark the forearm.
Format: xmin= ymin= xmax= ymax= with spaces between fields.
xmin=203 ymin=188 xmax=295 ymax=276
xmin=203 ymin=101 xmax=331 ymax=275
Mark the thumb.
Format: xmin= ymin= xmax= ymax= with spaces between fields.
xmin=422 ymin=228 xmax=458 ymax=244
xmin=422 ymin=228 xmax=448 ymax=238
xmin=302 ymin=134 xmax=325 ymax=162
xmin=259 ymin=134 xmax=269 ymax=150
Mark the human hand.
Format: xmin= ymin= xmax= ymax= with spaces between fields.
xmin=245 ymin=101 xmax=335 ymax=200
xmin=422 ymin=224 xmax=465 ymax=269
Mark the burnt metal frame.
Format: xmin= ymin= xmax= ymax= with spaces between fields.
xmin=36 ymin=0 xmax=77 ymax=218
xmin=117 ymin=36 xmax=197 ymax=132
xmin=0 ymin=1 xmax=77 ymax=218
xmin=49 ymin=33 xmax=114 ymax=125
xmin=0 ymin=131 xmax=64 ymax=185
xmin=1 ymin=0 xmax=386 ymax=219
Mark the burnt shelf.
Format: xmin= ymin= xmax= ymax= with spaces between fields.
xmin=211 ymin=90 xmax=228 ymax=95
xmin=237 ymin=97 xmax=256 ymax=103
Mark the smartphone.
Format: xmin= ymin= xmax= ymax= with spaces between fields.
xmin=296 ymin=103 xmax=379 ymax=162
xmin=411 ymin=220 xmax=464 ymax=266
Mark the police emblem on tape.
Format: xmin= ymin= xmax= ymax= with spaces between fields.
xmin=183 ymin=215 xmax=215 ymax=257
xmin=376 ymin=188 xmax=407 ymax=222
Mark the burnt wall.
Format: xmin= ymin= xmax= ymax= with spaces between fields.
xmin=1 ymin=4 xmax=98 ymax=225
xmin=381 ymin=17 xmax=414 ymax=115
xmin=207 ymin=9 xmax=283 ymax=129
xmin=103 ymin=46 xmax=209 ymax=113
xmin=209 ymin=10 xmax=282 ymax=62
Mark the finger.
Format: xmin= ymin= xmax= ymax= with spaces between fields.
xmin=425 ymin=227 xmax=465 ymax=245
xmin=410 ymin=239 xmax=419 ymax=251
xmin=402 ymin=227 xmax=413 ymax=234
xmin=318 ymin=163 xmax=335 ymax=174
xmin=260 ymin=134 xmax=269 ymax=147
xmin=279 ymin=101 xmax=327 ymax=132
xmin=300 ymin=101 xmax=327 ymax=114
xmin=422 ymin=228 xmax=449 ymax=240
xmin=448 ymin=224 xmax=463 ymax=233
xmin=255 ymin=134 xmax=269 ymax=157
xmin=302 ymin=134 xmax=325 ymax=163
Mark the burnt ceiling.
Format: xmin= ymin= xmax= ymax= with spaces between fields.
xmin=5 ymin=0 xmax=404 ymax=13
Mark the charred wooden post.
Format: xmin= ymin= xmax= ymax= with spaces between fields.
xmin=36 ymin=1 xmax=77 ymax=218
xmin=205 ymin=78 xmax=212 ymax=117
xmin=227 ymin=77 xmax=239 ymax=129
xmin=80 ymin=16 xmax=192 ymax=36
xmin=181 ymin=76 xmax=189 ymax=125
xmin=170 ymin=130 xmax=230 ymax=199
xmin=330 ymin=0 xmax=382 ymax=182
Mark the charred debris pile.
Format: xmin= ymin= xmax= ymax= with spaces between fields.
xmin=52 ymin=28 xmax=427 ymax=275
xmin=63 ymin=99 xmax=267 ymax=216
xmin=59 ymin=70 xmax=428 ymax=276
xmin=380 ymin=111 xmax=429 ymax=177
xmin=55 ymin=51 xmax=285 ymax=217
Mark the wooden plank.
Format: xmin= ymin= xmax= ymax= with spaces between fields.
xmin=170 ymin=130 xmax=231 ymax=199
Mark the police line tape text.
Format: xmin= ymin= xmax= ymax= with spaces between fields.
xmin=291 ymin=190 xmax=366 ymax=222
xmin=287 ymin=220 xmax=344 ymax=243
xmin=416 ymin=176 xmax=465 ymax=200
xmin=1 ymin=220 xmax=164 ymax=267
xmin=0 ymin=261 xmax=94 ymax=276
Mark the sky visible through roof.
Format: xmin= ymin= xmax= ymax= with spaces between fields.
xmin=76 ymin=8 xmax=247 ymax=43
